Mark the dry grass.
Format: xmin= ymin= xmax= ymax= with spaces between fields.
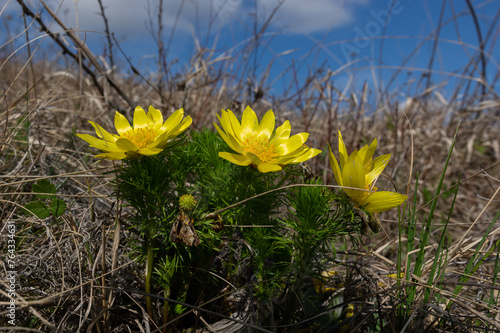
xmin=1 ymin=1 xmax=500 ymax=332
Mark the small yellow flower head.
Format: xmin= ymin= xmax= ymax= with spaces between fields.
xmin=313 ymin=270 xmax=340 ymax=293
xmin=345 ymin=304 xmax=354 ymax=318
xmin=328 ymin=130 xmax=407 ymax=213
xmin=214 ymin=106 xmax=322 ymax=173
xmin=179 ymin=194 xmax=197 ymax=211
xmin=379 ymin=273 xmax=405 ymax=288
xmin=77 ymin=106 xmax=192 ymax=160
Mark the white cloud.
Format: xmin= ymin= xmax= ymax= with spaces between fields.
xmin=36 ymin=0 xmax=244 ymax=40
xmin=16 ymin=0 xmax=367 ymax=39
xmin=256 ymin=0 xmax=370 ymax=34
xmin=5 ymin=0 xmax=368 ymax=47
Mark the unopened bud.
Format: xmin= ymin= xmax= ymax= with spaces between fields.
xmin=179 ymin=194 xmax=197 ymax=211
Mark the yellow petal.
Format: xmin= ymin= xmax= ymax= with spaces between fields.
xmin=241 ymin=106 xmax=258 ymax=136
xmin=138 ymin=147 xmax=163 ymax=156
xmin=149 ymin=131 xmax=169 ymax=149
xmin=163 ymin=115 xmax=192 ymax=140
xmin=77 ymin=134 xmax=114 ymax=151
xmin=95 ymin=151 xmax=127 ymax=160
xmin=133 ymin=106 xmax=148 ymax=129
xmin=175 ymin=116 xmax=192 ymax=135
xmin=153 ymin=116 xmax=189 ymax=147
xmin=357 ymin=138 xmax=377 ymax=165
xmin=89 ymin=121 xmax=118 ymax=142
xmin=275 ymin=146 xmax=310 ymax=164
xmin=362 ymin=191 xmax=407 ymax=213
xmin=147 ymin=106 xmax=164 ymax=131
xmin=275 ymin=120 xmax=291 ymax=141
xmin=338 ymin=131 xmax=348 ymax=168
xmin=364 ymin=138 xmax=378 ymax=166
xmin=246 ymin=152 xmax=263 ymax=166
xmin=76 ymin=133 xmax=99 ymax=145
xmin=276 ymin=133 xmax=308 ymax=155
xmin=342 ymin=151 xmax=366 ymax=204
xmin=287 ymin=147 xmax=321 ymax=163
xmin=115 ymin=138 xmax=138 ymax=151
xmin=257 ymin=163 xmax=282 ymax=173
xmin=357 ymin=146 xmax=368 ymax=164
xmin=256 ymin=109 xmax=275 ymax=141
xmin=227 ymin=109 xmax=244 ymax=141
xmin=366 ymin=154 xmax=390 ymax=185
xmin=159 ymin=109 xmax=183 ymax=134
xmin=217 ymin=111 xmax=235 ymax=138
xmin=219 ymin=152 xmax=252 ymax=166
xmin=328 ymin=144 xmax=343 ymax=186
xmin=114 ymin=111 xmax=132 ymax=136
xmin=214 ymin=123 xmax=244 ymax=154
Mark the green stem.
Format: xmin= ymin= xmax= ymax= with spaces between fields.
xmin=162 ymin=286 xmax=170 ymax=333
xmin=145 ymin=230 xmax=155 ymax=324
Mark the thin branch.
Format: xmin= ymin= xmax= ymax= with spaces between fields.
xmin=97 ymin=0 xmax=115 ymax=72
xmin=16 ymin=0 xmax=134 ymax=109
xmin=464 ymin=0 xmax=487 ymax=98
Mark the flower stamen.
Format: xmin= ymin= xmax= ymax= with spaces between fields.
xmin=122 ymin=125 xmax=157 ymax=148
xmin=242 ymin=135 xmax=279 ymax=163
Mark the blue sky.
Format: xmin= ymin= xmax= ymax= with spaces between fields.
xmin=3 ymin=0 xmax=499 ymax=100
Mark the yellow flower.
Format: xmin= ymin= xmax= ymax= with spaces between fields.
xmin=328 ymin=130 xmax=407 ymax=213
xmin=313 ymin=270 xmax=341 ymax=293
xmin=345 ymin=304 xmax=354 ymax=318
xmin=77 ymin=106 xmax=192 ymax=160
xmin=378 ymin=273 xmax=405 ymax=288
xmin=214 ymin=106 xmax=321 ymax=173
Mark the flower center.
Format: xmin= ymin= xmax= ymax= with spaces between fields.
xmin=360 ymin=182 xmax=378 ymax=201
xmin=242 ymin=135 xmax=279 ymax=163
xmin=122 ymin=125 xmax=157 ymax=149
